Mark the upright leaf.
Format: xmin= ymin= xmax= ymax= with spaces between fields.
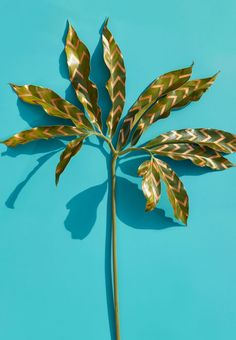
xmin=65 ymin=24 xmax=102 ymax=131
xmin=155 ymin=159 xmax=189 ymax=224
xmin=116 ymin=64 xmax=193 ymax=150
xmin=102 ymin=19 xmax=126 ymax=137
xmin=138 ymin=158 xmax=161 ymax=211
xmin=150 ymin=143 xmax=233 ymax=170
xmin=10 ymin=84 xmax=93 ymax=131
xmin=3 ymin=126 xmax=83 ymax=147
xmin=131 ymin=74 xmax=218 ymax=145
xmin=55 ymin=136 xmax=85 ymax=184
xmin=145 ymin=128 xmax=236 ymax=154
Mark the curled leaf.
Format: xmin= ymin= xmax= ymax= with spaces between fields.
xmin=138 ymin=158 xmax=161 ymax=211
xmin=102 ymin=19 xmax=126 ymax=137
xmin=65 ymin=23 xmax=102 ymax=131
xmin=3 ymin=125 xmax=83 ymax=147
xmin=116 ymin=64 xmax=193 ymax=150
xmin=56 ymin=136 xmax=85 ymax=185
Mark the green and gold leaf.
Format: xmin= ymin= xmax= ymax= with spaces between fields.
xmin=65 ymin=23 xmax=102 ymax=131
xmin=155 ymin=158 xmax=189 ymax=224
xmin=55 ymin=136 xmax=85 ymax=185
xmin=131 ymin=74 xmax=218 ymax=145
xmin=116 ymin=64 xmax=193 ymax=150
xmin=145 ymin=128 xmax=236 ymax=154
xmin=3 ymin=125 xmax=83 ymax=147
xmin=10 ymin=84 xmax=93 ymax=131
xmin=102 ymin=19 xmax=126 ymax=137
xmin=150 ymin=143 xmax=233 ymax=170
xmin=138 ymin=158 xmax=161 ymax=211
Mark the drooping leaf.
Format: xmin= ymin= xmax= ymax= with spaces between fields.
xmin=10 ymin=84 xmax=93 ymax=131
xmin=116 ymin=64 xmax=193 ymax=150
xmin=65 ymin=23 xmax=102 ymax=131
xmin=145 ymin=128 xmax=236 ymax=154
xmin=131 ymin=74 xmax=218 ymax=145
xmin=3 ymin=126 xmax=83 ymax=147
xmin=102 ymin=19 xmax=126 ymax=137
xmin=138 ymin=158 xmax=161 ymax=211
xmin=55 ymin=136 xmax=85 ymax=185
xmin=150 ymin=143 xmax=233 ymax=170
xmin=155 ymin=158 xmax=189 ymax=224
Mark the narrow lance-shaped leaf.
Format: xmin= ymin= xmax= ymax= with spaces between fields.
xmin=145 ymin=128 xmax=236 ymax=154
xmin=131 ymin=74 xmax=218 ymax=145
xmin=150 ymin=143 xmax=233 ymax=170
xmin=155 ymin=158 xmax=189 ymax=224
xmin=65 ymin=24 xmax=102 ymax=131
xmin=3 ymin=126 xmax=83 ymax=147
xmin=55 ymin=136 xmax=85 ymax=185
xmin=138 ymin=158 xmax=161 ymax=211
xmin=10 ymin=84 xmax=93 ymax=132
xmin=102 ymin=19 xmax=126 ymax=137
xmin=116 ymin=64 xmax=193 ymax=150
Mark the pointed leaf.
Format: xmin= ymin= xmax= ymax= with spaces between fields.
xmin=145 ymin=128 xmax=236 ymax=154
xmin=10 ymin=84 xmax=93 ymax=131
xmin=55 ymin=136 xmax=85 ymax=185
xmin=155 ymin=159 xmax=189 ymax=224
xmin=116 ymin=64 xmax=193 ymax=150
xmin=65 ymin=24 xmax=102 ymax=131
xmin=138 ymin=158 xmax=161 ymax=211
xmin=102 ymin=20 xmax=126 ymax=137
xmin=150 ymin=143 xmax=233 ymax=170
xmin=3 ymin=126 xmax=83 ymax=147
xmin=131 ymin=74 xmax=218 ymax=145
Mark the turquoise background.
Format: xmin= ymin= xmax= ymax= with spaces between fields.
xmin=0 ymin=0 xmax=236 ymax=339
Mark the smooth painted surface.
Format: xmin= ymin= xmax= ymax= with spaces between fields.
xmin=0 ymin=0 xmax=236 ymax=339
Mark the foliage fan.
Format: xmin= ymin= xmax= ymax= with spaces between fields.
xmin=2 ymin=19 xmax=236 ymax=340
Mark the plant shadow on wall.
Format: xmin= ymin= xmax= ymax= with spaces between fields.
xmin=2 ymin=19 xmax=236 ymax=340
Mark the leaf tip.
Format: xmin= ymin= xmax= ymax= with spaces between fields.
xmin=104 ymin=17 xmax=109 ymax=27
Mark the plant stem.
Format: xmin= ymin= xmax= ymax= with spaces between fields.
xmin=111 ymin=153 xmax=121 ymax=340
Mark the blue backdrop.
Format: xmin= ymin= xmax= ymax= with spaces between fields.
xmin=0 ymin=0 xmax=236 ymax=339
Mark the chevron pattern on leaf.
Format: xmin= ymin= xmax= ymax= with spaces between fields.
xmin=3 ymin=126 xmax=83 ymax=147
xmin=138 ymin=158 xmax=161 ymax=211
xmin=116 ymin=64 xmax=193 ymax=150
xmin=56 ymin=136 xmax=85 ymax=184
xmin=151 ymin=143 xmax=233 ymax=170
xmin=145 ymin=128 xmax=236 ymax=154
xmin=65 ymin=24 xmax=102 ymax=131
xmin=155 ymin=158 xmax=189 ymax=224
xmin=102 ymin=20 xmax=126 ymax=137
xmin=10 ymin=84 xmax=93 ymax=131
xmin=131 ymin=74 xmax=218 ymax=145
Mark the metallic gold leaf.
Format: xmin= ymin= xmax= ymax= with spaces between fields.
xmin=10 ymin=84 xmax=93 ymax=131
xmin=102 ymin=19 xmax=126 ymax=137
xmin=138 ymin=158 xmax=161 ymax=211
xmin=155 ymin=159 xmax=189 ymax=224
xmin=150 ymin=143 xmax=233 ymax=170
xmin=3 ymin=125 xmax=82 ymax=147
xmin=131 ymin=74 xmax=218 ymax=145
xmin=55 ymin=136 xmax=85 ymax=185
xmin=145 ymin=128 xmax=236 ymax=154
xmin=116 ymin=64 xmax=193 ymax=150
xmin=65 ymin=23 xmax=102 ymax=131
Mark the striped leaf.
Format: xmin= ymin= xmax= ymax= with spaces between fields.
xmin=3 ymin=126 xmax=83 ymax=147
xmin=138 ymin=158 xmax=161 ymax=211
xmin=145 ymin=128 xmax=236 ymax=154
xmin=10 ymin=84 xmax=93 ymax=131
xmin=116 ymin=64 xmax=193 ymax=150
xmin=151 ymin=143 xmax=233 ymax=170
xmin=155 ymin=159 xmax=189 ymax=224
xmin=131 ymin=74 xmax=218 ymax=145
xmin=56 ymin=137 xmax=85 ymax=185
xmin=65 ymin=24 xmax=102 ymax=131
xmin=102 ymin=19 xmax=126 ymax=137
